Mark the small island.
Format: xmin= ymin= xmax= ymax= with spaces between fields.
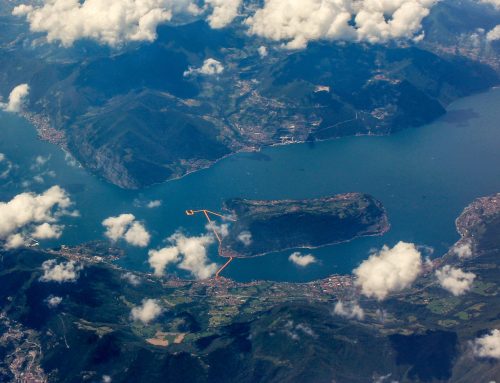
xmin=221 ymin=193 xmax=390 ymax=257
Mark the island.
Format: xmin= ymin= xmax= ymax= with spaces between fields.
xmin=220 ymin=193 xmax=390 ymax=257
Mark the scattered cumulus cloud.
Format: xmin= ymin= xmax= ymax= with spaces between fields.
xmin=245 ymin=0 xmax=437 ymax=49
xmin=184 ymin=58 xmax=224 ymax=77
xmin=0 ymin=186 xmax=75 ymax=249
xmin=480 ymin=0 xmax=500 ymax=9
xmin=472 ymin=329 xmax=500 ymax=359
xmin=13 ymin=0 xmax=440 ymax=49
xmin=333 ymin=301 xmax=365 ymax=320
xmin=46 ymin=295 xmax=63 ymax=307
xmin=102 ymin=213 xmax=150 ymax=247
xmin=40 ymin=259 xmax=82 ymax=283
xmin=12 ymin=0 xmax=189 ymax=47
xmin=148 ymin=231 xmax=217 ymax=279
xmin=354 ymin=242 xmax=423 ymax=301
xmin=131 ymin=298 xmax=163 ymax=324
xmin=205 ymin=0 xmax=242 ymax=28
xmin=435 ymin=265 xmax=475 ymax=296
xmin=0 ymin=84 xmax=30 ymax=113
xmin=32 ymin=222 xmax=63 ymax=240
xmin=288 ymin=252 xmax=317 ymax=267
xmin=237 ymin=230 xmax=252 ymax=246
xmin=122 ymin=272 xmax=141 ymax=286
xmin=258 ymin=45 xmax=268 ymax=57
xmin=453 ymin=241 xmax=473 ymax=259
xmin=486 ymin=25 xmax=500 ymax=41
xmin=12 ymin=0 xmax=240 ymax=46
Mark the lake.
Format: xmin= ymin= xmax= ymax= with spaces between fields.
xmin=1 ymin=88 xmax=499 ymax=282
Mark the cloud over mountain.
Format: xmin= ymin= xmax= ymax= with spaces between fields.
xmin=435 ymin=265 xmax=476 ymax=296
xmin=131 ymin=299 xmax=163 ymax=324
xmin=0 ymin=84 xmax=29 ymax=113
xmin=184 ymin=58 xmax=224 ymax=76
xmin=40 ymin=259 xmax=82 ymax=282
xmin=333 ymin=300 xmax=364 ymax=320
xmin=245 ymin=0 xmax=437 ymax=49
xmin=148 ymin=231 xmax=218 ymax=279
xmin=102 ymin=214 xmax=150 ymax=247
xmin=0 ymin=186 xmax=75 ymax=249
xmin=472 ymin=329 xmax=500 ymax=359
xmin=354 ymin=241 xmax=423 ymax=301
xmin=13 ymin=0 xmax=438 ymax=49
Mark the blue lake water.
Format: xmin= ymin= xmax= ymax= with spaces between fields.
xmin=0 ymin=88 xmax=499 ymax=282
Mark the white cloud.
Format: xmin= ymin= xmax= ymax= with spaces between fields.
xmin=333 ymin=301 xmax=365 ymax=320
xmin=146 ymin=199 xmax=162 ymax=208
xmin=148 ymin=246 xmax=180 ymax=275
xmin=0 ymin=84 xmax=30 ymax=113
xmin=206 ymin=221 xmax=229 ymax=239
xmin=184 ymin=58 xmax=224 ymax=77
xmin=148 ymin=231 xmax=217 ymax=279
xmin=453 ymin=242 xmax=473 ymax=259
xmin=245 ymin=0 xmax=437 ymax=49
xmin=131 ymin=298 xmax=162 ymax=324
xmin=487 ymin=25 xmax=500 ymax=41
xmin=0 ymin=154 xmax=13 ymax=179
xmin=124 ymin=221 xmax=151 ymax=247
xmin=480 ymin=0 xmax=500 ymax=9
xmin=13 ymin=0 xmax=176 ymax=47
xmin=237 ymin=230 xmax=252 ymax=246
xmin=122 ymin=272 xmax=141 ymax=286
xmin=258 ymin=45 xmax=268 ymax=57
xmin=13 ymin=0 xmax=241 ymax=46
xmin=32 ymin=222 xmax=63 ymax=239
xmin=46 ymin=295 xmax=63 ymax=307
xmin=205 ymin=0 xmax=241 ymax=28
xmin=0 ymin=186 xmax=74 ymax=248
xmin=435 ymin=265 xmax=476 ymax=296
xmin=102 ymin=213 xmax=150 ymax=247
xmin=5 ymin=234 xmax=26 ymax=249
xmin=354 ymin=242 xmax=423 ymax=301
xmin=472 ymin=329 xmax=500 ymax=359
xmin=40 ymin=259 xmax=82 ymax=283
xmin=288 ymin=252 xmax=317 ymax=267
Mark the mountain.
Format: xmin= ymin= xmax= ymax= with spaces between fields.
xmin=0 ymin=194 xmax=499 ymax=382
xmin=0 ymin=1 xmax=498 ymax=188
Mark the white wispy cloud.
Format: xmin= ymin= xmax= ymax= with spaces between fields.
xmin=354 ymin=242 xmax=423 ymax=301
xmin=333 ymin=300 xmax=364 ymax=320
xmin=435 ymin=265 xmax=475 ymax=296
xmin=237 ymin=230 xmax=252 ymax=246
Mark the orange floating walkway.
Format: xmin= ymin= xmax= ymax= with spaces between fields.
xmin=185 ymin=209 xmax=236 ymax=278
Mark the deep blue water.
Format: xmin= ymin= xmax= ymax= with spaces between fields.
xmin=0 ymin=88 xmax=499 ymax=282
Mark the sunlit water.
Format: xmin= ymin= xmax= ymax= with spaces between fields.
xmin=1 ymin=88 xmax=499 ymax=282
